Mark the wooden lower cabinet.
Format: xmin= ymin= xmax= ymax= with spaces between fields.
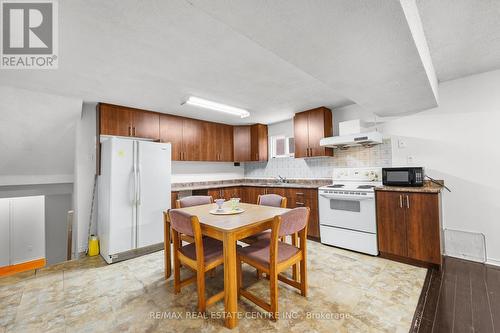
xmin=376 ymin=190 xmax=442 ymax=267
xmin=171 ymin=191 xmax=179 ymax=209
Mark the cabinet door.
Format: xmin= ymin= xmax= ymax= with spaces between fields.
xmin=233 ymin=126 xmax=251 ymax=162
xmin=222 ymin=187 xmax=241 ymax=201
xmin=182 ymin=118 xmax=202 ymax=161
xmin=208 ymin=188 xmax=223 ymax=200
xmin=132 ymin=110 xmax=159 ymax=140
xmin=406 ymin=193 xmax=441 ymax=264
xmin=0 ymin=199 xmax=9 ymax=267
xmin=160 ymin=114 xmax=183 ymax=161
xmin=308 ymin=107 xmax=333 ymax=157
xmin=304 ymin=190 xmax=320 ymax=238
xmin=376 ymin=191 xmax=407 ymax=257
xmin=10 ymin=196 xmax=45 ymax=265
xmin=99 ymin=104 xmax=132 ymax=137
xmin=293 ymin=112 xmax=309 ymax=158
xmin=218 ymin=124 xmax=234 ymax=161
xmin=244 ymin=187 xmax=266 ymax=204
xmin=250 ymin=124 xmax=268 ymax=161
xmin=200 ymin=122 xmax=218 ymax=161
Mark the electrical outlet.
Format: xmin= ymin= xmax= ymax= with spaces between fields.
xmin=398 ymin=138 xmax=407 ymax=148
xmin=407 ymin=155 xmax=415 ymax=164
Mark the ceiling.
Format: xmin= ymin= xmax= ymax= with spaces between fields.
xmin=0 ymin=0 xmax=440 ymax=125
xmin=417 ymin=0 xmax=500 ymax=82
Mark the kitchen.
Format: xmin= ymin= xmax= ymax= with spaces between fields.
xmin=1 ymin=1 xmax=500 ymax=332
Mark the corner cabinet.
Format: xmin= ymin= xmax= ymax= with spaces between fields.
xmin=293 ymin=107 xmax=333 ymax=158
xmin=376 ymin=190 xmax=442 ymax=267
xmin=233 ymin=124 xmax=268 ymax=162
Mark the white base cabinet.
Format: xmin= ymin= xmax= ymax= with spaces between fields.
xmin=0 ymin=196 xmax=45 ymax=268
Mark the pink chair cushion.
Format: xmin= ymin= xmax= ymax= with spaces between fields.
xmin=178 ymin=196 xmax=212 ymax=208
xmin=278 ymin=207 xmax=308 ymax=237
xmin=169 ymin=209 xmax=194 ymax=236
xmin=238 ymin=241 xmax=299 ymax=268
xmin=180 ymin=237 xmax=223 ymax=264
xmin=258 ymin=194 xmax=284 ymax=207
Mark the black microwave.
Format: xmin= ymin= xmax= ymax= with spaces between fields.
xmin=382 ymin=167 xmax=424 ymax=187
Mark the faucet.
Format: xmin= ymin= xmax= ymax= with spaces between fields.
xmin=276 ymin=175 xmax=288 ymax=183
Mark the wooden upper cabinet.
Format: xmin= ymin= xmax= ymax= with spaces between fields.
xmin=233 ymin=124 xmax=267 ymax=162
xmin=376 ymin=191 xmax=407 ymax=257
xmin=218 ymin=124 xmax=234 ymax=161
xmin=293 ymin=111 xmax=309 ymax=159
xmin=250 ymin=124 xmax=268 ymax=161
xmin=99 ymin=103 xmax=159 ymax=140
xmin=293 ymin=107 xmax=333 ymax=158
xmin=132 ymin=110 xmax=159 ymax=140
xmin=182 ymin=118 xmax=202 ymax=161
xmin=99 ymin=104 xmax=132 ymax=137
xmin=233 ymin=126 xmax=251 ymax=162
xmin=200 ymin=122 xmax=218 ymax=161
xmin=159 ymin=114 xmax=183 ymax=161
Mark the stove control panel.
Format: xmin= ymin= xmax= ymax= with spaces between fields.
xmin=332 ymin=167 xmax=382 ymax=182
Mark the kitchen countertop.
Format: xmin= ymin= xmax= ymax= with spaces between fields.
xmin=172 ymin=178 xmax=331 ymax=191
xmin=375 ymin=180 xmax=444 ymax=193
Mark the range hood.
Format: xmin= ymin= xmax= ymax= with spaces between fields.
xmin=320 ymin=131 xmax=383 ymax=149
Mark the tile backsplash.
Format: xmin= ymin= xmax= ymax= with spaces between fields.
xmin=244 ymin=139 xmax=392 ymax=179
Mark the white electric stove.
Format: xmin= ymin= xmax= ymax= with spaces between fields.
xmin=318 ymin=167 xmax=382 ymax=255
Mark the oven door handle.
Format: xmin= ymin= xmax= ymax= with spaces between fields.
xmin=319 ymin=194 xmax=374 ymax=201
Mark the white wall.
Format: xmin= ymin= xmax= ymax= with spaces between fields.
xmin=0 ymin=86 xmax=82 ymax=185
xmin=172 ymin=161 xmax=244 ymax=183
xmin=381 ymin=69 xmax=500 ymax=265
xmin=74 ymin=103 xmax=97 ymax=254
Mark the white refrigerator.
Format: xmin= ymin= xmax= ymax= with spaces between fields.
xmin=98 ymin=137 xmax=171 ymax=264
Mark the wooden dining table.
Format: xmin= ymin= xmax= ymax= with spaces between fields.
xmin=163 ymin=202 xmax=289 ymax=329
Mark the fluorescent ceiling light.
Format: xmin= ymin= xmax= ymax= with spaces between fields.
xmin=185 ymin=96 xmax=250 ymax=118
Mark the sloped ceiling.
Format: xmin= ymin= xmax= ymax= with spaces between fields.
xmin=417 ymin=0 xmax=500 ymax=82
xmin=0 ymin=86 xmax=82 ymax=185
xmin=0 ymin=0 xmax=438 ymax=124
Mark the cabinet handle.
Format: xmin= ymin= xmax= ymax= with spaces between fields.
xmin=399 ymin=195 xmax=403 ymax=208
xmin=128 ymin=126 xmax=132 ymax=136
xmin=133 ymin=127 xmax=136 ymax=136
xmin=406 ymin=195 xmax=410 ymax=208
xmin=296 ymin=202 xmax=305 ymax=205
xmin=296 ymin=192 xmax=304 ymax=196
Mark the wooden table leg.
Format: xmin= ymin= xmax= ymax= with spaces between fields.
xmin=223 ymin=232 xmax=238 ymax=329
xmin=163 ymin=212 xmax=171 ymax=279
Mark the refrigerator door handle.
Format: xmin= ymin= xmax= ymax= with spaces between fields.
xmin=137 ymin=164 xmax=142 ymax=206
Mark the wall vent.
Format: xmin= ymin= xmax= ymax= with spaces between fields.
xmin=444 ymin=229 xmax=486 ymax=263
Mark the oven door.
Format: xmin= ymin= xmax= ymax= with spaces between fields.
xmin=318 ymin=192 xmax=376 ymax=233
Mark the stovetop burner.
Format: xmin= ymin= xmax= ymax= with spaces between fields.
xmin=327 ymin=184 xmax=345 ymax=188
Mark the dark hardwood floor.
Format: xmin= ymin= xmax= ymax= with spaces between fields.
xmin=411 ymin=256 xmax=500 ymax=333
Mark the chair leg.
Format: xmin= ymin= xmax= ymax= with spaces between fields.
xmin=270 ymin=271 xmax=278 ymax=321
xmin=292 ymin=233 xmax=299 ymax=281
xmin=196 ymin=270 xmax=206 ymax=312
xmin=236 ymin=260 xmax=242 ymax=298
xmin=300 ymin=257 xmax=307 ymax=297
xmin=256 ymin=269 xmax=261 ymax=279
xmin=173 ymin=256 xmax=181 ymax=294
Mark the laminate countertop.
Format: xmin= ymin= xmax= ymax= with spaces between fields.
xmin=172 ymin=179 xmax=331 ymax=191
xmin=375 ymin=181 xmax=444 ymax=193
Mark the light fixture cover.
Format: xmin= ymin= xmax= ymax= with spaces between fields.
xmin=185 ymin=96 xmax=250 ymax=118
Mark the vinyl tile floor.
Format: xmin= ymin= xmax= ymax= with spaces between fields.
xmin=0 ymin=241 xmax=426 ymax=332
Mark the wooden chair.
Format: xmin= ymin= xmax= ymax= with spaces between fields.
xmin=236 ymin=207 xmax=309 ymax=320
xmin=175 ymin=196 xmax=214 ymax=243
xmin=241 ymin=194 xmax=287 ymax=244
xmin=169 ymin=209 xmax=225 ymax=312
xmin=241 ymin=194 xmax=296 ymax=279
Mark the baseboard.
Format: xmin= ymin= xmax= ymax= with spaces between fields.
xmin=0 ymin=258 xmax=46 ymax=277
xmin=486 ymin=257 xmax=500 ymax=267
